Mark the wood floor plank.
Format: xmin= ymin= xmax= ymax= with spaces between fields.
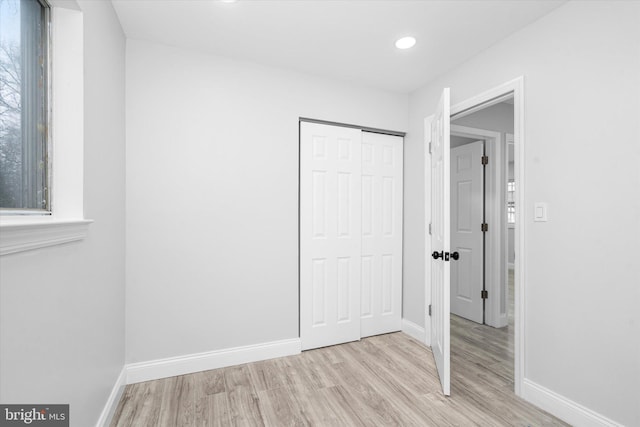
xmin=329 ymin=355 xmax=425 ymax=426
xmin=191 ymin=368 xmax=225 ymax=396
xmin=193 ymin=392 xmax=231 ymax=427
xmin=285 ymin=352 xmax=334 ymax=391
xmin=157 ymin=375 xmax=194 ymax=427
xmin=257 ymin=386 xmax=312 ymax=427
xmin=226 ymin=388 xmax=265 ymax=427
xmin=318 ymin=384 xmax=383 ymax=426
xmin=249 ymin=359 xmax=288 ymax=392
xmin=291 ymin=387 xmax=350 ymax=426
xmin=295 ymin=350 xmax=341 ymax=389
xmin=111 ymin=380 xmax=164 ymax=427
xmin=109 ymin=382 xmax=136 ymax=427
xmin=223 ymin=365 xmax=255 ymax=392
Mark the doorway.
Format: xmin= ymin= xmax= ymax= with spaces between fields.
xmin=449 ymin=122 xmax=510 ymax=328
xmin=425 ymin=77 xmax=525 ymax=396
xmin=449 ymin=99 xmax=516 ymax=391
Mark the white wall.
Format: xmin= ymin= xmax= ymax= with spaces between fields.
xmin=125 ymin=39 xmax=408 ymax=364
xmin=0 ymin=1 xmax=126 ymax=426
xmin=405 ymin=1 xmax=640 ymax=425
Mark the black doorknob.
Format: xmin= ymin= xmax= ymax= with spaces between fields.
xmin=432 ymin=251 xmax=443 ymax=260
xmin=451 ymin=251 xmax=459 ymax=260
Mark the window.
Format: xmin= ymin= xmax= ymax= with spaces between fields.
xmin=0 ymin=0 xmax=50 ymax=213
xmin=507 ymin=180 xmax=515 ymax=224
xmin=1 ymin=1 xmax=91 ymax=256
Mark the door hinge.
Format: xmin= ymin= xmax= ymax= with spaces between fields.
xmin=428 ymin=142 xmax=432 ymax=154
xmin=428 ymin=304 xmax=432 ymax=316
xmin=428 ymin=223 xmax=432 ymax=235
xmin=481 ymin=223 xmax=488 ymax=232
xmin=481 ymin=290 xmax=488 ymax=299
xmin=481 ymin=155 xmax=489 ymax=165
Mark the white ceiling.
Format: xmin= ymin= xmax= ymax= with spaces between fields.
xmin=112 ymin=0 xmax=565 ymax=93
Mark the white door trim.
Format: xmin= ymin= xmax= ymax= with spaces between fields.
xmin=450 ymin=125 xmax=506 ymax=328
xmin=426 ymin=76 xmax=525 ymax=396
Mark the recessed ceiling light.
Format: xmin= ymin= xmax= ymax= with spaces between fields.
xmin=395 ymin=36 xmax=416 ymax=50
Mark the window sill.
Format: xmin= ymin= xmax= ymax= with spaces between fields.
xmin=0 ymin=218 xmax=93 ymax=256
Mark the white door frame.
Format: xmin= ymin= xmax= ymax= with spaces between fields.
xmin=450 ymin=139 xmax=485 ymax=324
xmin=425 ymin=76 xmax=525 ymax=396
xmin=450 ymin=125 xmax=507 ymax=328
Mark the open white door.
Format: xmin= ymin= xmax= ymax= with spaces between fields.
xmin=450 ymin=141 xmax=484 ymax=324
xmin=428 ymin=88 xmax=451 ymax=395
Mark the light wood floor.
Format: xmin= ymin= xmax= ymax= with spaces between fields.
xmin=111 ymin=315 xmax=566 ymax=425
xmin=450 ymin=268 xmax=516 ymax=389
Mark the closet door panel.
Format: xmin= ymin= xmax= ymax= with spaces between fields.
xmin=360 ymin=131 xmax=403 ymax=338
xmin=300 ymin=122 xmax=362 ymax=350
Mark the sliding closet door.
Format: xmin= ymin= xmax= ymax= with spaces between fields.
xmin=360 ymin=131 xmax=403 ymax=337
xmin=300 ymin=122 xmax=362 ymax=351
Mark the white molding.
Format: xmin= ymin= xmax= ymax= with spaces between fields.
xmin=522 ymin=379 xmax=623 ymax=427
xmin=401 ymin=318 xmax=426 ymax=344
xmin=96 ymin=368 xmax=126 ymax=427
xmin=0 ymin=219 xmax=93 ymax=256
xmin=126 ymin=338 xmax=301 ymax=384
xmin=51 ymin=6 xmax=85 ymax=219
xmin=450 ymin=78 xmax=520 ymax=121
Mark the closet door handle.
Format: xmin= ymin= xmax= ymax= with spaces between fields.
xmin=451 ymin=252 xmax=459 ymax=261
xmin=432 ymin=251 xmax=443 ymax=260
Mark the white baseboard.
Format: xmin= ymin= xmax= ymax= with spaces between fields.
xmin=401 ymin=318 xmax=426 ymax=344
xmin=126 ymin=338 xmax=301 ymax=384
xmin=522 ymin=379 xmax=622 ymax=427
xmin=96 ymin=367 xmax=126 ymax=427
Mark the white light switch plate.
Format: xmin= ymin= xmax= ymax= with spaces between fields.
xmin=534 ymin=202 xmax=548 ymax=222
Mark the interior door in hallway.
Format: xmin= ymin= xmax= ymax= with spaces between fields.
xmin=360 ymin=131 xmax=403 ymax=338
xmin=429 ymin=88 xmax=451 ymax=395
xmin=450 ymin=141 xmax=484 ymax=324
xmin=300 ymin=122 xmax=362 ymax=351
